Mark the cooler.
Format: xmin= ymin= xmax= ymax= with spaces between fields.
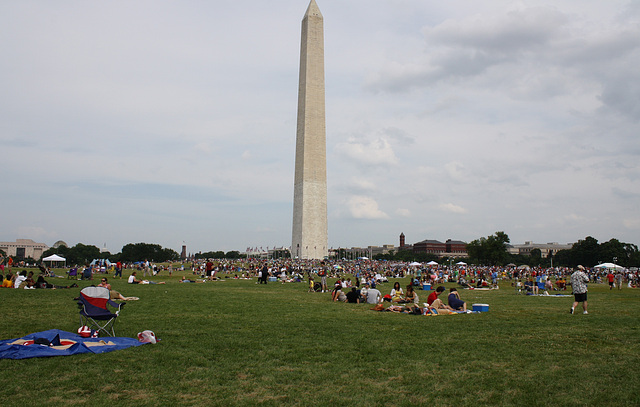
xmin=472 ymin=303 xmax=489 ymax=312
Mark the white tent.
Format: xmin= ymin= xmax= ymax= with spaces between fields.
xmin=42 ymin=254 xmax=66 ymax=262
xmin=456 ymin=261 xmax=467 ymax=266
xmin=409 ymin=262 xmax=422 ymax=266
xmin=426 ymin=261 xmax=438 ymax=266
xmin=594 ymin=263 xmax=625 ymax=271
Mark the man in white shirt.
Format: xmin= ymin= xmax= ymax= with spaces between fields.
xmin=366 ymin=283 xmax=382 ymax=304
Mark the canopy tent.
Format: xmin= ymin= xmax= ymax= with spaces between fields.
xmin=594 ymin=263 xmax=625 ymax=271
xmin=409 ymin=262 xmax=422 ymax=266
xmin=426 ymin=261 xmax=438 ymax=266
xmin=455 ymin=261 xmax=467 ymax=266
xmin=42 ymin=254 xmax=66 ymax=262
xmin=90 ymin=259 xmax=112 ymax=267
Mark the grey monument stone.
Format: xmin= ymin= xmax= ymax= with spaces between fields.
xmin=292 ymin=0 xmax=328 ymax=260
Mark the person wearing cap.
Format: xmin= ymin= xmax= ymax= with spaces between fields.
xmin=570 ymin=266 xmax=589 ymax=314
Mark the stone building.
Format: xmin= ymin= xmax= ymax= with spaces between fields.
xmin=0 ymin=239 xmax=49 ymax=260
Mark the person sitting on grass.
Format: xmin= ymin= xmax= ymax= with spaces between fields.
xmin=332 ymin=284 xmax=347 ymax=302
xmin=128 ymin=272 xmax=141 ymax=284
xmin=426 ymin=286 xmax=454 ymax=311
xmin=366 ymin=283 xmax=382 ymax=304
xmin=404 ymin=284 xmax=419 ymax=306
xmin=448 ymin=288 xmax=467 ymax=312
xmin=390 ymin=281 xmax=404 ymax=302
xmin=346 ymin=287 xmax=359 ymax=303
xmin=15 ymin=271 xmax=34 ymax=289
xmin=2 ymin=272 xmax=13 ymax=288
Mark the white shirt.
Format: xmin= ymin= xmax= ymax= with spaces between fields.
xmin=14 ymin=275 xmax=27 ymax=288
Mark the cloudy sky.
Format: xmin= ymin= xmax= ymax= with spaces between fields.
xmin=1 ymin=0 xmax=639 ymax=255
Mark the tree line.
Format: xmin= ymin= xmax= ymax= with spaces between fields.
xmin=373 ymin=232 xmax=640 ymax=268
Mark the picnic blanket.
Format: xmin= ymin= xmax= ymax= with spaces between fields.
xmin=0 ymin=329 xmax=147 ymax=360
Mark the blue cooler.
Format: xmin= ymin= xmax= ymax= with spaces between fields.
xmin=472 ymin=303 xmax=489 ymax=312
xmin=268 ymin=276 xmax=277 ymax=282
xmin=422 ymin=284 xmax=431 ymax=291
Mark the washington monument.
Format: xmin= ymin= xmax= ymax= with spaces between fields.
xmin=292 ymin=0 xmax=327 ymax=260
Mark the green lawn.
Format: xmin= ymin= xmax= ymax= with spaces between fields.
xmin=1 ymin=271 xmax=639 ymax=406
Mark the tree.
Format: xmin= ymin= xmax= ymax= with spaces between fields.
xmin=529 ymin=248 xmax=542 ymax=266
xmin=121 ymin=243 xmax=179 ymax=262
xmin=42 ymin=243 xmax=100 ymax=265
xmin=570 ymin=236 xmax=600 ymax=267
xmin=466 ymin=231 xmax=510 ymax=265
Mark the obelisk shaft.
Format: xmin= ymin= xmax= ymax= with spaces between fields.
xmin=292 ymin=0 xmax=327 ymax=260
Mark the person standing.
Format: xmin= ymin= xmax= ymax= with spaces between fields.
xmin=318 ymin=262 xmax=327 ymax=292
xmin=260 ymin=263 xmax=269 ymax=284
xmin=115 ymin=261 xmax=123 ymax=278
xmin=143 ymin=259 xmax=151 ymax=278
xmin=205 ymin=259 xmax=214 ymax=281
xmin=606 ymin=272 xmax=615 ymax=290
xmin=570 ymin=266 xmax=589 ymax=314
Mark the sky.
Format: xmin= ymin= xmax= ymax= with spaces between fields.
xmin=1 ymin=0 xmax=639 ymax=255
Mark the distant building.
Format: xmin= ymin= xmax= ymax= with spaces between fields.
xmin=399 ymin=233 xmax=468 ymax=258
xmin=0 ymin=239 xmax=49 ymax=260
xmin=181 ymin=245 xmax=187 ymax=260
xmin=413 ymin=239 xmax=446 ymax=254
xmin=509 ymin=241 xmax=573 ymax=257
xmin=52 ymin=240 xmax=68 ymax=249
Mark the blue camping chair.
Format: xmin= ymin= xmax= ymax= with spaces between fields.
xmin=77 ymin=286 xmax=125 ymax=337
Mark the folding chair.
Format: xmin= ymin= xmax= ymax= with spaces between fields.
xmin=77 ymin=286 xmax=125 ymax=337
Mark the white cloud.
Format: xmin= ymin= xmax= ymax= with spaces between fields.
xmin=346 ymin=196 xmax=389 ymax=219
xmin=439 ymin=203 xmax=468 ymax=214
xmin=335 ymin=137 xmax=398 ymax=166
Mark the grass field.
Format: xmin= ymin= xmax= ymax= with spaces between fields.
xmin=1 ymin=270 xmax=639 ymax=406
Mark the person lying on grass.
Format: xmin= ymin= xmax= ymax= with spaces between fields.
xmin=448 ymin=288 xmax=467 ymax=312
xmin=35 ymin=275 xmax=76 ymax=289
xmin=128 ymin=271 xmax=165 ymax=285
xmin=180 ymin=276 xmax=205 ymax=283
xmin=98 ymin=277 xmax=139 ymax=300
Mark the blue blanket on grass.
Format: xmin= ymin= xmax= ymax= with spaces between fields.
xmin=0 ymin=329 xmax=147 ymax=360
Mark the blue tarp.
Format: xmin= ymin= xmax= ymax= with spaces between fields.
xmin=0 ymin=329 xmax=147 ymax=360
